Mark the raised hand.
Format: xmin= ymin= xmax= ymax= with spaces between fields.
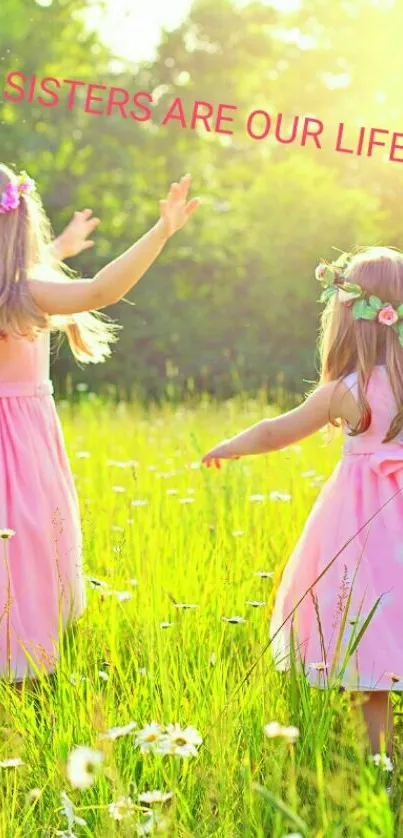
xmin=52 ymin=209 xmax=100 ymax=260
xmin=159 ymin=174 xmax=199 ymax=239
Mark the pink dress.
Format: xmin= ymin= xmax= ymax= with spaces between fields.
xmin=0 ymin=332 xmax=85 ymax=681
xmin=270 ymin=366 xmax=403 ymax=691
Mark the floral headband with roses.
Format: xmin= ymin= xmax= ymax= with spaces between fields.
xmin=0 ymin=171 xmax=36 ymax=214
xmin=315 ymin=248 xmax=403 ymax=347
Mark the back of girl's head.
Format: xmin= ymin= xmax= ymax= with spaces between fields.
xmin=0 ymin=163 xmax=50 ymax=338
xmin=0 ymin=163 xmax=118 ymax=361
xmin=319 ymin=246 xmax=403 ymax=440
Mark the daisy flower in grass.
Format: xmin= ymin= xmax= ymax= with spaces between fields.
xmin=135 ymin=723 xmax=165 ymax=753
xmin=264 ymin=722 xmax=300 ymax=744
xmin=66 ymin=746 xmax=103 ymax=789
xmin=0 ymin=757 xmax=24 ymax=768
xmin=162 ymin=724 xmax=203 ymax=757
xmin=98 ymin=721 xmax=137 ymax=740
xmin=222 ymin=616 xmax=246 ymax=624
xmin=108 ymin=796 xmax=136 ymax=821
xmin=308 ymin=661 xmax=329 ymax=672
xmin=57 ymin=791 xmax=87 ymax=833
xmin=370 ymin=753 xmax=393 ymax=772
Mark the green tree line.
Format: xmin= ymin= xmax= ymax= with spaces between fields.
xmin=1 ymin=0 xmax=402 ymax=399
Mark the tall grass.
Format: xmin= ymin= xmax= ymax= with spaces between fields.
xmin=0 ymin=394 xmax=399 ymax=836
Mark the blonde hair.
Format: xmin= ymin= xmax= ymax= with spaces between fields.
xmin=0 ymin=163 xmax=119 ymax=362
xmin=319 ymin=246 xmax=403 ymax=442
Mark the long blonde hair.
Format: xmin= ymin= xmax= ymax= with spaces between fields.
xmin=319 ymin=246 xmax=403 ymax=442
xmin=0 ymin=163 xmax=119 ymax=362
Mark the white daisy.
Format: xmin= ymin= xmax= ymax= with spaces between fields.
xmin=163 ymin=724 xmax=203 ymax=758
xmin=58 ymin=791 xmax=87 ymax=832
xmin=0 ymin=529 xmax=15 ymax=540
xmin=160 ymin=622 xmax=173 ymax=629
xmin=245 ymin=600 xmax=266 ymax=608
xmin=232 ymin=530 xmax=244 ymax=537
xmin=269 ymin=491 xmax=292 ymax=502
xmin=254 ymin=571 xmax=274 ymax=578
xmin=222 ymin=616 xmax=246 ymax=624
xmin=76 ymin=451 xmax=90 ymax=459
xmin=371 ymin=753 xmax=393 ymax=772
xmin=66 ymin=746 xmax=103 ymax=789
xmin=98 ymin=670 xmax=109 ymax=681
xmin=0 ymin=757 xmax=24 ymax=768
xmin=249 ymin=494 xmax=265 ymax=502
xmin=264 ymin=722 xmax=300 ymax=744
xmin=99 ymin=721 xmax=137 ymax=741
xmin=135 ymin=723 xmax=164 ymax=753
xmin=108 ymin=796 xmax=135 ymax=821
xmin=131 ymin=500 xmax=149 ymax=507
xmin=308 ymin=662 xmax=329 ymax=672
xmin=112 ymin=486 xmax=126 ymax=493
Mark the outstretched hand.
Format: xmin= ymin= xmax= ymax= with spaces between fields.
xmin=53 ymin=209 xmax=100 ymax=260
xmin=202 ymin=441 xmax=240 ymax=469
xmin=159 ymin=174 xmax=199 ymax=238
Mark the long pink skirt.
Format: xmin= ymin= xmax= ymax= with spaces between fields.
xmin=0 ymin=381 xmax=85 ymax=681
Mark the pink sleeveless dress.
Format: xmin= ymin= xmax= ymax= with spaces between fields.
xmin=270 ymin=366 xmax=403 ymax=691
xmin=0 ymin=332 xmax=85 ymax=681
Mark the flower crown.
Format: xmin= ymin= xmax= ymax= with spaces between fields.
xmin=0 ymin=171 xmax=36 ymax=215
xmin=315 ymin=248 xmax=403 ymax=346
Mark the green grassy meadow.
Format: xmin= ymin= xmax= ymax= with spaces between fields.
xmin=0 ymin=395 xmax=400 ymax=837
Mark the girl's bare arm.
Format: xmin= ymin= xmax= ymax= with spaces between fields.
xmin=29 ymin=176 xmax=198 ymax=316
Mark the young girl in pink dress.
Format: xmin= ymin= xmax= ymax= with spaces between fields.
xmin=0 ymin=164 xmax=198 ymax=683
xmin=203 ymin=247 xmax=403 ymax=763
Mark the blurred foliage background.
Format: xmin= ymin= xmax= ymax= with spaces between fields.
xmin=0 ymin=0 xmax=402 ymax=398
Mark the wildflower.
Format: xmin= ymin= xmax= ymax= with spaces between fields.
xmin=254 ymin=570 xmax=274 ymax=578
xmin=129 ymin=578 xmax=139 ymax=586
xmin=160 ymin=622 xmax=173 ymax=629
xmin=179 ymin=497 xmax=194 ymax=504
xmin=232 ymin=530 xmax=244 ymax=537
xmin=264 ymin=722 xmax=300 ymax=744
xmin=26 ymin=787 xmax=41 ymax=803
xmin=162 ymin=724 xmax=203 ymax=757
xmin=222 ymin=616 xmax=246 ymax=624
xmin=249 ymin=494 xmax=265 ymax=502
xmin=112 ymin=486 xmax=126 ymax=493
xmin=102 ymin=590 xmax=132 ymax=602
xmin=98 ymin=670 xmax=109 ymax=681
xmin=111 ymin=525 xmax=124 ymax=533
xmin=0 ymin=757 xmax=24 ymax=767
xmin=245 ymin=600 xmax=266 ymax=607
xmin=108 ymin=796 xmax=135 ymax=821
xmin=370 ymin=753 xmax=393 ymax=772
xmin=138 ymin=790 xmax=173 ymax=805
xmin=308 ymin=662 xmax=329 ymax=672
xmin=76 ymin=451 xmax=90 ymax=459
xmin=131 ymin=500 xmax=149 ymax=507
xmin=386 ymin=672 xmax=403 ymax=683
xmin=66 ymin=746 xmax=103 ymax=789
xmin=99 ymin=721 xmax=137 ymax=741
xmin=135 ymin=723 xmax=164 ymax=753
xmin=166 ymin=489 xmax=178 ymax=495
xmin=269 ymin=491 xmax=292 ymax=502
xmin=0 ymin=528 xmax=15 ymax=540
xmin=58 ymin=791 xmax=86 ymax=833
